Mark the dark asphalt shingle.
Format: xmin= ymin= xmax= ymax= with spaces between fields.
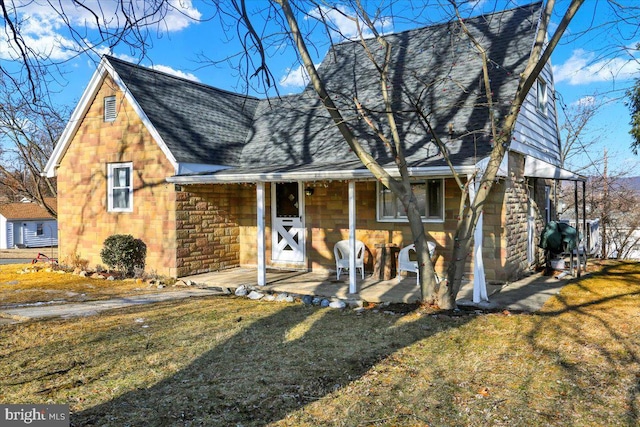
xmin=107 ymin=56 xmax=260 ymax=166
xmin=106 ymin=2 xmax=541 ymax=175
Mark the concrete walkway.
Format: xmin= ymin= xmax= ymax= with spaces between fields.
xmin=457 ymin=272 xmax=571 ymax=312
xmin=0 ymin=270 xmax=578 ymax=323
xmin=0 ymin=288 xmax=227 ymax=323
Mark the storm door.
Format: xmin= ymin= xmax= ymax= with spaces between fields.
xmin=271 ymin=182 xmax=305 ymax=263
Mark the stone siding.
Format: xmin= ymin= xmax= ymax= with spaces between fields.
xmin=175 ymin=184 xmax=252 ymax=276
xmin=56 ymin=75 xmax=177 ymax=276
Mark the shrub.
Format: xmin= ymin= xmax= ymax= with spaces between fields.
xmin=100 ymin=234 xmax=147 ymax=276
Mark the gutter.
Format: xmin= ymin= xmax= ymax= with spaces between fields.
xmin=166 ymin=165 xmax=477 ymax=184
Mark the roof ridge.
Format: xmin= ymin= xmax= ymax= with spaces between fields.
xmin=104 ymin=55 xmax=260 ymax=102
xmin=331 ymin=1 xmax=542 ymax=48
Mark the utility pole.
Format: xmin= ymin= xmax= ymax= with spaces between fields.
xmin=602 ymin=148 xmax=608 ymax=259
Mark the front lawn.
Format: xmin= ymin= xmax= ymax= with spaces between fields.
xmin=0 ymin=264 xmax=172 ymax=308
xmin=0 ymin=261 xmax=639 ymax=426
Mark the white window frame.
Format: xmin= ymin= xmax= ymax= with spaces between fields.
xmin=536 ymin=79 xmax=548 ymax=116
xmin=544 ymin=185 xmax=551 ymax=222
xmin=377 ymin=179 xmax=445 ymax=223
xmin=104 ymin=96 xmax=117 ymax=122
xmin=107 ymin=162 xmax=133 ymax=212
xmin=36 ymin=223 xmax=44 ymax=236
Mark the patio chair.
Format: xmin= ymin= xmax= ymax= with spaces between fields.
xmin=334 ymin=239 xmax=365 ymax=280
xmin=397 ymin=242 xmax=437 ymax=285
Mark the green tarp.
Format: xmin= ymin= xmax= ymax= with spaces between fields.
xmin=539 ymin=221 xmax=578 ymax=254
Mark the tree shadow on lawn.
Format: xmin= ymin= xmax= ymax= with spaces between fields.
xmin=71 ymin=301 xmax=472 ymax=426
xmin=526 ymin=261 xmax=640 ymax=425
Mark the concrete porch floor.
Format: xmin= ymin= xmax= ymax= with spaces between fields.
xmin=181 ymin=268 xmax=504 ymax=305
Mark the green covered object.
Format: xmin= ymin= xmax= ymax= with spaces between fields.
xmin=539 ymin=221 xmax=578 ymax=254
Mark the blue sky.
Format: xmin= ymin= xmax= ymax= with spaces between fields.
xmin=2 ymin=0 xmax=639 ymax=175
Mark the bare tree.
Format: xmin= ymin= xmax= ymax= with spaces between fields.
xmin=629 ymin=75 xmax=640 ymax=154
xmin=4 ymin=0 xmax=640 ymax=308
xmin=223 ymin=0 xmax=585 ymax=308
xmin=0 ymin=82 xmax=64 ymax=216
xmin=0 ymin=0 xmax=199 ymax=104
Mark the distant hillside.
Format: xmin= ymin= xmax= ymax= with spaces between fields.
xmin=614 ymin=176 xmax=640 ymax=192
xmin=580 ymin=176 xmax=640 ymax=192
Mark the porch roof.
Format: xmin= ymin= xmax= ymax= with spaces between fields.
xmin=524 ymin=156 xmax=586 ymax=182
xmin=166 ymin=160 xmax=477 ymax=184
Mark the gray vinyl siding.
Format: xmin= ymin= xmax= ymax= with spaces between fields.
xmin=8 ymin=219 xmax=58 ymax=248
xmin=511 ymin=61 xmax=562 ymax=166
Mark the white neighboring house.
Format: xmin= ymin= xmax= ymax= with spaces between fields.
xmin=0 ymin=199 xmax=58 ymax=249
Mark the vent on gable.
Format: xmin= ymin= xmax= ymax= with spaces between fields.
xmin=104 ymin=96 xmax=117 ymax=122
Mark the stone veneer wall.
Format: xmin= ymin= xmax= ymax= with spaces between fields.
xmin=501 ymin=151 xmax=551 ymax=281
xmin=175 ymin=184 xmax=253 ymax=277
xmin=56 ymin=75 xmax=177 ymax=276
xmin=174 ymin=174 xmax=531 ymax=284
xmin=478 ymin=177 xmax=508 ymax=283
xmin=302 ymin=180 xmax=461 ymax=278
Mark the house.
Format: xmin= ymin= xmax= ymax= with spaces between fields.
xmin=0 ymin=199 xmax=58 ymax=249
xmin=44 ymin=3 xmax=584 ymax=295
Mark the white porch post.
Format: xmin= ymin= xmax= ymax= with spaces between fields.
xmin=468 ymin=174 xmax=488 ymax=303
xmin=348 ymin=180 xmax=357 ymax=294
xmin=256 ymin=182 xmax=266 ymax=286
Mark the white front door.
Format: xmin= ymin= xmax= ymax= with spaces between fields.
xmin=272 ymin=182 xmax=305 ymax=263
xmin=13 ymin=223 xmax=24 ymax=247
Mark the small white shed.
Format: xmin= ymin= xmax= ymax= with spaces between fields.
xmin=0 ymin=199 xmax=58 ymax=249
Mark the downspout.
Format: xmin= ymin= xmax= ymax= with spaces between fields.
xmin=468 ymin=174 xmax=488 ymax=303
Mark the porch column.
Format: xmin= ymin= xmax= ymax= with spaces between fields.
xmin=468 ymin=174 xmax=488 ymax=303
xmin=256 ymin=182 xmax=266 ymax=286
xmin=582 ymin=180 xmax=588 ymax=266
xmin=348 ymin=180 xmax=357 ymax=294
xmin=574 ymin=180 xmax=581 ymax=277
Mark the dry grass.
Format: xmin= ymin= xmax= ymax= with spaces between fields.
xmin=0 ymin=261 xmax=639 ymax=426
xmin=0 ymin=247 xmax=58 ymax=259
xmin=0 ymin=263 xmax=171 ymax=308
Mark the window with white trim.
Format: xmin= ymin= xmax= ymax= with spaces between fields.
xmin=104 ymin=96 xmax=117 ymax=122
xmin=377 ymin=179 xmax=444 ymax=222
xmin=544 ymin=185 xmax=551 ymax=222
xmin=107 ymin=163 xmax=133 ymax=212
xmin=536 ymin=79 xmax=547 ymax=116
xmin=36 ymin=223 xmax=44 ymax=236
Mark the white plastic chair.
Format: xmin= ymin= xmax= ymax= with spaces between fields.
xmin=334 ymin=239 xmax=365 ymax=280
xmin=397 ymin=242 xmax=437 ymax=285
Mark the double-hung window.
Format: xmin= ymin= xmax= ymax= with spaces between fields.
xmin=536 ymin=79 xmax=548 ymax=115
xmin=377 ymin=179 xmax=444 ymax=222
xmin=108 ymin=162 xmax=133 ymax=212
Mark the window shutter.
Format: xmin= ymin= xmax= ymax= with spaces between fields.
xmin=104 ymin=96 xmax=117 ymax=122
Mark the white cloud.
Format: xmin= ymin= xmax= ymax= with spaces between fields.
xmin=162 ymin=0 xmax=202 ymax=31
xmin=279 ymin=64 xmax=310 ymax=88
xmin=0 ymin=0 xmax=201 ymax=62
xmin=150 ymin=64 xmax=200 ymax=82
xmin=308 ymin=5 xmax=393 ymax=41
xmin=572 ymin=95 xmax=596 ymax=107
xmin=553 ymin=48 xmax=640 ymax=85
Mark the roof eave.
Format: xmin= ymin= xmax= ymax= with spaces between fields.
xmin=166 ymin=165 xmax=477 ymax=184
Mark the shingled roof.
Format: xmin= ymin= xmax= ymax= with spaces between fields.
xmin=0 ymin=199 xmax=57 ymax=220
xmin=238 ymin=2 xmax=542 ymax=172
xmin=106 ymin=56 xmax=260 ymax=166
xmin=100 ymin=2 xmax=542 ymax=178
